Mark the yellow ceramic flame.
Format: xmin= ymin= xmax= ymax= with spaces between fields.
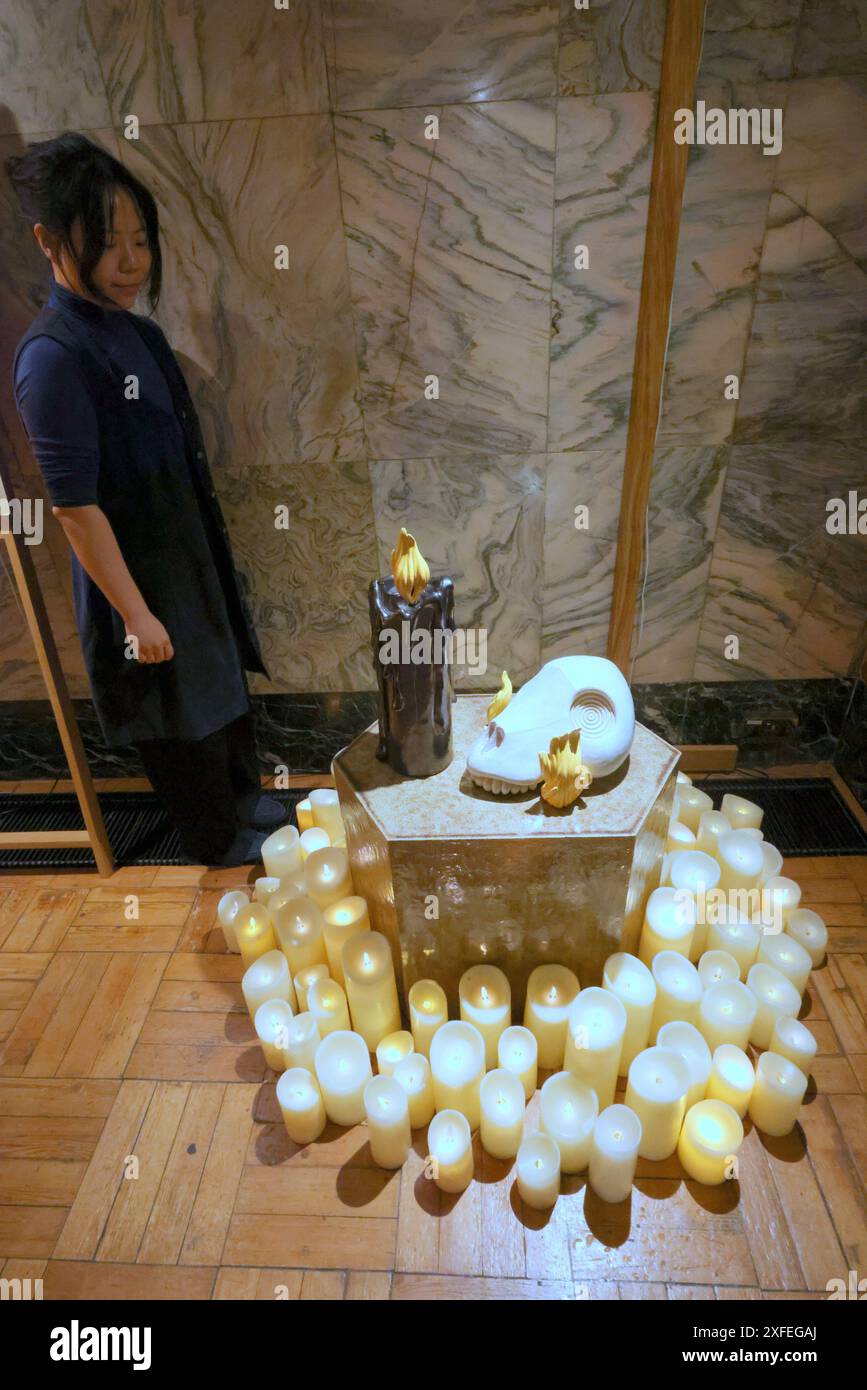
xmin=538 ymin=730 xmax=593 ymax=808
xmin=391 ymin=528 xmax=430 ymax=604
xmin=486 ymin=671 xmax=512 ymax=722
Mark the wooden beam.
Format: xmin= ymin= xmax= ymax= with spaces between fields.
xmin=0 ymin=829 xmax=92 ymax=850
xmin=677 ymin=744 xmax=738 ymax=773
xmin=607 ymin=0 xmax=707 ymax=675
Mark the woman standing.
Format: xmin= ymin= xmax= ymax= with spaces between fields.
xmin=7 ymin=133 xmax=287 ymax=866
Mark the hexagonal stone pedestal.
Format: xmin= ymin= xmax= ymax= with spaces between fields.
xmin=332 ymin=694 xmax=678 ymax=1015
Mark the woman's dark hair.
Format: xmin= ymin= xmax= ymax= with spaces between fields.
xmin=4 ymin=131 xmax=161 ymax=312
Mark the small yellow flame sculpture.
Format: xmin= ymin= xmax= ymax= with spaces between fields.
xmin=486 ymin=671 xmax=512 ymax=722
xmin=538 ymin=729 xmax=593 ymax=808
xmin=391 ymin=528 xmax=430 ymax=604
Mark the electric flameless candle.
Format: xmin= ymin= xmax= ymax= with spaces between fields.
xmin=497 ymin=1025 xmax=538 ymax=1100
xmin=720 ymin=793 xmax=764 ymax=832
xmin=784 ymin=909 xmax=828 ymax=969
xmin=564 ymin=987 xmax=626 ymax=1110
xmin=262 ymin=824 xmax=302 ymax=880
xmin=281 ymin=1011 xmax=321 ymax=1071
xmin=408 ymin=979 xmax=448 ymax=1058
xmin=677 ymin=1099 xmax=743 ymax=1185
xmin=217 ymin=890 xmax=248 ymax=952
xmin=322 ymin=896 xmax=371 ymax=985
xmin=429 ymin=1021 xmax=486 ymax=1130
xmin=763 ymin=875 xmax=802 ymax=925
xmin=698 ymin=949 xmax=740 ymax=988
xmin=276 ymin=1067 xmax=327 ymax=1145
xmin=267 ymin=878 xmax=307 ymax=921
xmin=294 ymin=963 xmax=330 ymax=1013
xmin=459 ymin=965 xmax=511 ymax=1069
xmin=539 ymin=1071 xmax=598 ymax=1173
xmin=666 ymin=821 xmax=696 ymax=854
xmin=625 ymin=1046 xmax=690 ymax=1160
xmin=428 ymin=1110 xmax=473 ymax=1192
xmin=760 ymin=842 xmax=784 ymax=884
xmin=677 ymin=771 xmax=693 ymax=788
xmin=746 ymin=963 xmax=801 ymax=1049
xmin=234 ymin=904 xmax=278 ymax=970
xmin=770 ymin=1015 xmax=817 ymax=1074
xmin=307 ymin=976 xmax=351 ymax=1038
xmin=706 ymin=914 xmax=760 ymax=978
xmin=299 ymin=827 xmax=331 ymax=862
xmin=677 ymin=785 xmax=713 ymax=833
xmin=697 ymin=978 xmax=757 ymax=1053
xmin=309 ymin=788 xmax=345 ymax=843
xmin=314 ymin=1030 xmax=373 ymax=1126
xmin=638 ymin=886 xmax=697 ymax=965
xmin=669 ymin=851 xmax=721 ymax=959
xmin=650 ymin=951 xmax=702 ymax=1037
xmin=656 ymin=1020 xmax=711 ymax=1110
xmin=748 ymin=1051 xmax=808 ymax=1136
xmin=375 ymin=1030 xmax=414 ymax=1077
xmin=589 ymin=1104 xmax=641 ymax=1204
xmin=242 ymin=949 xmax=297 ymax=1019
xmin=295 ymin=798 xmax=315 ymax=832
xmin=393 ymin=1052 xmax=436 ymax=1129
xmin=304 ymin=845 xmax=354 ymax=911
xmin=516 ymin=1133 xmax=560 ymax=1210
xmin=602 ymin=953 xmax=656 ymax=1071
xmin=253 ymin=877 xmax=280 ymax=905
xmin=716 ymin=831 xmax=765 ymax=894
xmin=522 ymin=964 xmax=580 ymax=1069
xmin=363 ymin=1075 xmax=411 ymax=1168
xmin=254 ymin=998 xmax=294 ymax=1071
xmin=757 ymin=932 xmax=812 ymax=995
xmin=272 ymin=895 xmax=327 ymax=975
xmin=480 ymin=1069 xmax=526 ymax=1160
xmin=696 ymin=810 xmax=732 ymax=857
xmin=342 ymin=931 xmax=401 ymax=1050
xmin=706 ymin=1043 xmax=754 ymax=1117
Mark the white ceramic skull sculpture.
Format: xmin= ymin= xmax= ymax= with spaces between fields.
xmin=466 ymin=655 xmax=635 ymax=794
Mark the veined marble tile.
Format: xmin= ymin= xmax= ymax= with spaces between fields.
xmin=699 ymin=0 xmax=802 ymax=85
xmin=557 ymin=0 xmax=666 ymax=96
xmin=541 ymin=451 xmax=625 ymax=662
xmin=0 ymin=1 xmax=110 ymax=135
xmin=369 ymin=455 xmax=545 ymax=690
xmin=794 ymin=0 xmax=867 ymax=78
xmin=335 ymin=101 xmax=555 ymax=459
xmin=84 ymin=0 xmax=331 ymax=124
xmin=548 ymin=92 xmax=654 ymax=451
xmin=217 ymin=458 xmax=380 ymax=695
xmin=759 ymin=77 xmax=867 ymax=300
xmin=119 ymin=116 xmax=364 ymax=471
xmin=330 ymin=0 xmax=558 ymax=109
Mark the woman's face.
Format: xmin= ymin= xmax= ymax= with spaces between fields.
xmin=47 ymin=185 xmax=152 ymax=310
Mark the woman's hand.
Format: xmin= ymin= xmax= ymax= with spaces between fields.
xmin=124 ymin=608 xmax=175 ymax=663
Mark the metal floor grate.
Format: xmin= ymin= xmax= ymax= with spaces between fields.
xmin=0 ymin=790 xmax=307 ymax=869
xmin=695 ymin=777 xmax=867 ymax=856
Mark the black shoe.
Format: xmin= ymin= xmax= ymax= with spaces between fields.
xmin=213 ymin=828 xmax=268 ymax=868
xmin=237 ymin=792 xmax=291 ymax=831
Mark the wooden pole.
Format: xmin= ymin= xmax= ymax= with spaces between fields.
xmin=607 ymin=0 xmax=707 ymax=675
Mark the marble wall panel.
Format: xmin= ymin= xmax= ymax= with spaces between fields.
xmin=542 ymin=450 xmax=623 ymax=662
xmin=557 ymin=0 xmax=666 ymax=96
xmin=0 ymin=1 xmax=110 ymax=136
xmin=793 ymin=0 xmax=867 ymax=78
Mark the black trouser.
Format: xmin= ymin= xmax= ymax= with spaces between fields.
xmin=136 ymin=711 xmax=262 ymax=864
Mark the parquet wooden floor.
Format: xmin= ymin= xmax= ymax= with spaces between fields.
xmin=0 ymin=804 xmax=865 ymax=1300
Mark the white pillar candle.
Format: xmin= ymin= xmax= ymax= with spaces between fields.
xmin=342 ymin=931 xmax=401 ymax=1050
xmin=746 ymin=962 xmax=802 ymax=1049
xmin=479 ymin=1069 xmax=526 ymax=1160
xmin=760 ymin=842 xmax=784 ymax=883
xmin=757 ymin=932 xmax=812 ymax=996
xmin=408 ymin=979 xmax=448 ymax=1059
xmin=393 ymin=1051 xmax=436 ymax=1129
xmin=564 ymin=987 xmax=626 ymax=1110
xmin=657 ymin=1020 xmax=711 ymax=1110
xmin=539 ymin=1071 xmax=598 ymax=1173
xmin=262 ymin=824 xmax=302 ymax=879
xmin=427 ymin=1110 xmax=473 ymax=1193
xmin=602 ymin=953 xmax=656 ymax=1072
xmin=677 ymin=785 xmax=714 ymax=833
xmin=429 ymin=1021 xmax=486 ymax=1130
xmin=242 ymin=949 xmax=297 ymax=1020
xmin=267 ymin=877 xmax=307 ymax=920
xmin=706 ymin=1043 xmax=754 ymax=1117
xmin=589 ymin=1103 xmax=641 ymax=1204
xmin=717 ymin=831 xmax=764 ymax=894
xmin=677 ymin=770 xmax=693 ymax=788
xmin=749 ymin=1052 xmax=808 ymax=1136
xmin=322 ymin=896 xmax=371 ymax=985
xmin=497 ymin=1025 xmax=538 ymax=1100
xmin=234 ymin=904 xmax=278 ymax=970
xmin=254 ymin=998 xmax=295 ymax=1071
xmin=307 ymin=976 xmax=351 ymax=1038
xmin=625 ymin=1046 xmax=690 ymax=1160
xmin=770 ymin=1015 xmax=817 ymax=1074
xmin=217 ymin=889 xmax=248 ymax=952
xmin=272 ymin=896 xmax=327 ymax=975
xmin=740 ymin=826 xmax=764 ymax=841
xmin=304 ymin=845 xmax=354 ymax=910
xmin=669 ymin=851 xmax=721 ymax=961
xmin=638 ymin=887 xmax=696 ymax=966
xmin=763 ymin=875 xmax=802 ymax=926
xmin=785 ymin=908 xmax=828 ymax=969
xmin=650 ymin=951 xmax=702 ymax=1038
xmin=522 ymin=964 xmax=581 ymax=1069
xmin=282 ymin=1011 xmax=321 ymax=1071
xmin=721 ymin=793 xmax=763 ymax=831
xmin=698 ymin=949 xmax=740 ymax=988
xmin=363 ymin=1075 xmax=411 ymax=1169
xmin=706 ymin=915 xmax=760 ymax=978
xmin=276 ymin=1067 xmax=327 ymax=1145
xmin=295 ymin=797 xmax=314 ymax=832
xmin=294 ymin=963 xmax=330 ymax=1013
xmin=696 ymin=810 xmax=732 ymax=857
xmin=697 ymin=980 xmax=757 ymax=1052
xmin=515 ymin=1133 xmax=560 ymax=1210
xmin=376 ymin=1029 xmax=414 ymax=1077
xmin=314 ymin=1030 xmax=372 ymax=1126
xmin=677 ymin=1099 xmax=743 ymax=1185
xmin=300 ymin=826 xmax=331 ymax=862
xmin=309 ymin=787 xmax=345 ymax=843
xmin=459 ymin=965 xmax=511 ymax=1070
xmin=253 ymin=877 xmax=280 ymax=905
xmin=666 ymin=821 xmax=696 ymax=853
